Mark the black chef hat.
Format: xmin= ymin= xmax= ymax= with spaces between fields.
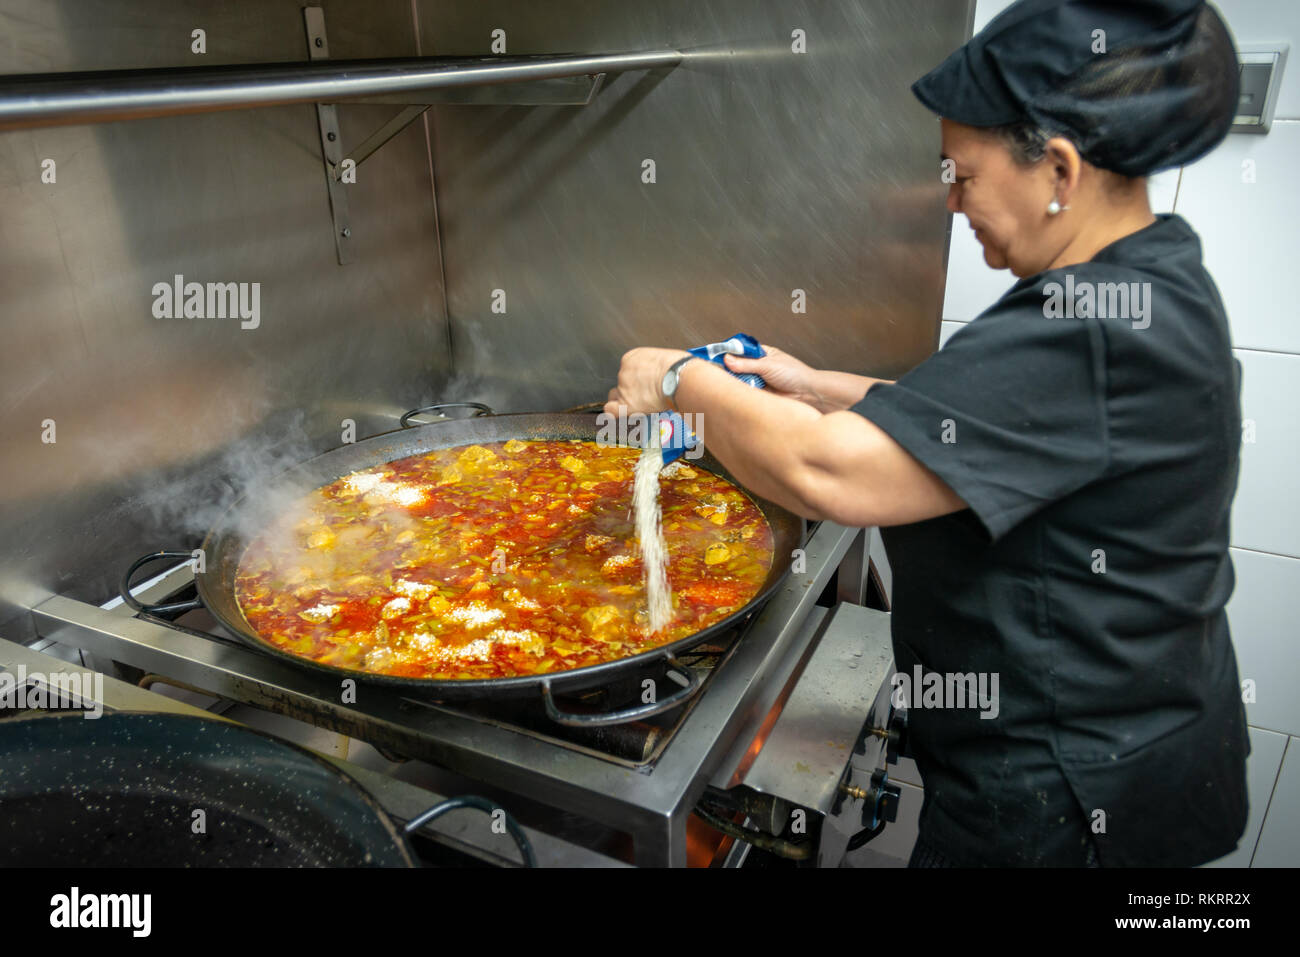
xmin=913 ymin=0 xmax=1239 ymax=176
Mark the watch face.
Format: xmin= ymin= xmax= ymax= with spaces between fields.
xmin=662 ymin=367 xmax=678 ymax=397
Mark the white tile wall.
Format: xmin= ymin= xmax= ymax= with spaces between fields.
xmin=1233 ymin=350 xmax=1300 ymax=558
xmin=1177 ymin=123 xmax=1300 ymax=355
xmin=1212 ymin=0 xmax=1300 ymax=119
xmin=938 ymin=319 xmax=965 ymax=347
xmin=972 ymin=0 xmax=1015 ymax=33
xmin=1148 ymin=167 xmax=1182 ymax=213
xmin=1206 ymin=726 xmax=1288 ymax=866
xmin=1226 ymin=548 xmax=1300 ymax=736
xmin=1253 ymin=737 xmax=1300 ymax=867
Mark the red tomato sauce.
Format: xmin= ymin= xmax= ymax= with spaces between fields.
xmin=234 ymin=440 xmax=775 ymax=680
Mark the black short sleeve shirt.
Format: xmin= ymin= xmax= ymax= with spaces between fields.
xmin=852 ymin=215 xmax=1249 ymax=866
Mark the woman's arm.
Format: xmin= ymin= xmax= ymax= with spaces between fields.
xmin=722 ymin=346 xmax=893 ymax=413
xmin=605 ymin=349 xmax=964 ymax=527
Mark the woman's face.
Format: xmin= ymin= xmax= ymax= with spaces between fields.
xmin=940 ymin=118 xmax=1058 ymax=278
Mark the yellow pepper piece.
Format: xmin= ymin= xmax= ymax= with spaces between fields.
xmin=582 ymin=605 xmax=621 ymax=630
xmin=705 ymin=543 xmax=731 ymax=565
xmin=456 ymin=445 xmax=498 ymax=469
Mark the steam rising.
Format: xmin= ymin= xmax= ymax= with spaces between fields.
xmin=125 ymin=360 xmax=530 ymax=595
xmin=125 ymin=407 xmax=317 ymax=546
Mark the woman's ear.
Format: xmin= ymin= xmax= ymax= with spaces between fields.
xmin=1044 ymin=136 xmax=1083 ymax=205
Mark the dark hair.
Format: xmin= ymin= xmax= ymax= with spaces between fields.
xmin=988 ymin=121 xmax=1053 ymax=166
xmin=986 ymin=120 xmax=1139 ymax=196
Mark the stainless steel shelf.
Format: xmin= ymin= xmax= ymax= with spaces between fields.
xmin=0 ymin=49 xmax=682 ymax=132
xmin=0 ymin=5 xmax=682 ymax=263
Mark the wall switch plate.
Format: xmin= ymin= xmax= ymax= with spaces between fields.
xmin=1233 ymin=44 xmax=1288 ymax=133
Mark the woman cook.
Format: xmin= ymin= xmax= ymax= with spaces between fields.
xmin=607 ymin=0 xmax=1250 ymax=867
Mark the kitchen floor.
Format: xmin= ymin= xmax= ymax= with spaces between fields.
xmin=842 ymin=845 xmax=908 ymax=867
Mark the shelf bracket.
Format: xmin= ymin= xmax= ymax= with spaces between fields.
xmin=335 ymin=103 xmax=429 ymax=182
xmin=304 ymin=6 xmax=354 ymax=265
xmin=329 ymin=68 xmax=606 ymax=182
xmin=302 ymin=7 xmax=612 ymax=265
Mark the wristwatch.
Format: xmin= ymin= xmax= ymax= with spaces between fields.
xmin=661 ymin=356 xmax=697 ymax=409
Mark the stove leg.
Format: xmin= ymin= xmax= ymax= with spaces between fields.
xmin=634 ymin=813 xmax=689 ymax=868
xmin=82 ymin=651 xmax=144 ymax=686
xmin=835 ymin=527 xmax=870 ymax=606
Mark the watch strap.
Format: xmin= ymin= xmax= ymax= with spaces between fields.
xmin=663 ymin=355 xmax=697 ymax=408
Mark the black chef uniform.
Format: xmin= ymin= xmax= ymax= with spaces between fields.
xmin=852 ymin=214 xmax=1250 ymax=866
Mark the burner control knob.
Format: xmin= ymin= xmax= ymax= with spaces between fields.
xmin=861 ymin=770 xmax=901 ymax=830
xmin=886 ymin=709 xmax=910 ymax=763
xmin=861 ymin=709 xmax=910 ymax=763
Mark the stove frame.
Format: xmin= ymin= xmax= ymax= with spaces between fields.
xmin=28 ymin=521 xmax=867 ymax=866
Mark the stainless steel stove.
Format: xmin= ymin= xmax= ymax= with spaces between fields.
xmin=13 ymin=521 xmax=900 ymax=867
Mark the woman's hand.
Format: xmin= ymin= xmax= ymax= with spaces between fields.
xmin=722 ymin=345 xmax=822 ymax=407
xmin=604 ymin=347 xmax=690 ymax=417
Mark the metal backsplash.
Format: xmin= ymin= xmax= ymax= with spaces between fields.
xmin=421 ymin=0 xmax=971 ymax=412
xmin=0 ymin=0 xmax=970 ymax=643
xmin=0 ymin=1 xmax=450 ymax=641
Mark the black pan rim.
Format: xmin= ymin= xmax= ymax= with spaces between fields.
xmin=192 ymin=412 xmax=806 ymax=700
xmin=0 ymin=710 xmax=418 ymax=867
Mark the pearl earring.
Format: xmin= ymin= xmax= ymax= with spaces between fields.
xmin=1047 ymin=199 xmax=1070 ymax=216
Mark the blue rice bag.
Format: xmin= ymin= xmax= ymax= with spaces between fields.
xmin=659 ymin=333 xmax=766 ymax=464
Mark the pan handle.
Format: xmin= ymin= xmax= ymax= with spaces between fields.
xmin=119 ymin=550 xmax=204 ymax=615
xmin=402 ymin=795 xmax=536 ymax=868
xmin=540 ymin=655 xmax=703 ymax=727
xmin=399 ymin=403 xmax=495 ymax=428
